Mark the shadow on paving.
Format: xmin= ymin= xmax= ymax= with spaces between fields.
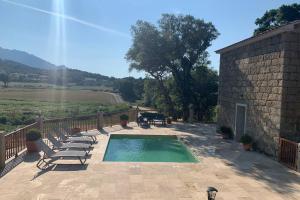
xmin=171 ymin=123 xmax=300 ymax=195
xmin=32 ymin=164 xmax=88 ymax=180
xmin=0 ymin=151 xmax=29 ymax=178
xmin=0 ymin=151 xmax=41 ymax=178
xmin=102 ymin=123 xmax=138 ymax=133
xmin=0 ymin=151 xmax=90 ymax=180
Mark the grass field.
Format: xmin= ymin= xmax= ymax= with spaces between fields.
xmin=0 ymin=88 xmax=122 ymax=104
xmin=0 ymin=87 xmax=128 ymax=132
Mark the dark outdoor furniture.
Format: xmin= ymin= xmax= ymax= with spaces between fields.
xmin=139 ymin=112 xmax=166 ymax=127
xmin=137 ymin=113 xmax=150 ymax=128
xmin=153 ymin=119 xmax=166 ymax=126
xmin=35 ymin=139 xmax=87 ymax=170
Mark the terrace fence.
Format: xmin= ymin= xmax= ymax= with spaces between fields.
xmin=279 ymin=137 xmax=299 ymax=171
xmin=0 ymin=109 xmax=138 ymax=169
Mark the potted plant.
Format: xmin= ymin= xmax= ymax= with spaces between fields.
xmin=120 ymin=114 xmax=129 ymax=127
xmin=26 ymin=129 xmax=42 ymax=153
xmin=220 ymin=126 xmax=233 ymax=139
xmin=240 ymin=134 xmax=252 ymax=151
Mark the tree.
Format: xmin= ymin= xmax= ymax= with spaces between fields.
xmin=126 ymin=20 xmax=175 ymax=115
xmin=254 ymin=3 xmax=300 ymax=35
xmin=191 ymin=66 xmax=218 ymax=121
xmin=114 ymin=77 xmax=144 ymax=102
xmin=143 ymin=67 xmax=218 ymax=121
xmin=0 ymin=72 xmax=9 ymax=87
xmin=126 ymin=14 xmax=219 ymax=120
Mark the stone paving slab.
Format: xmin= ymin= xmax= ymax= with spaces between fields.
xmin=0 ymin=122 xmax=299 ymax=200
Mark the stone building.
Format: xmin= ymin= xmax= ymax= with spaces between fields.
xmin=216 ymin=21 xmax=300 ymax=156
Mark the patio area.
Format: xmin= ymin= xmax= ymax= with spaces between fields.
xmin=0 ymin=122 xmax=299 ymax=200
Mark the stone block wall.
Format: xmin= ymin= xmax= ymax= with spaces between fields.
xmin=280 ymin=30 xmax=300 ymax=140
xmin=218 ymin=34 xmax=285 ymax=156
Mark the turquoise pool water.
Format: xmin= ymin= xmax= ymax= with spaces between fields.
xmin=103 ymin=135 xmax=197 ymax=162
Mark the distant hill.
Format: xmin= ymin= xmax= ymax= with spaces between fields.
xmin=0 ymin=47 xmax=56 ymax=70
xmin=0 ymin=47 xmax=144 ymax=100
xmin=0 ymin=47 xmax=118 ymax=87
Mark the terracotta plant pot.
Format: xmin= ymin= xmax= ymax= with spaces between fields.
xmin=26 ymin=141 xmax=39 ymax=153
xmin=243 ymin=143 xmax=252 ymax=151
xmin=120 ymin=120 xmax=128 ymax=127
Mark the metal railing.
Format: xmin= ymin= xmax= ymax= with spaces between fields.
xmin=103 ymin=109 xmax=137 ymax=127
xmin=4 ymin=123 xmax=38 ymax=160
xmin=279 ymin=137 xmax=299 ymax=170
xmin=2 ymin=109 xmax=138 ymax=162
xmin=43 ymin=115 xmax=98 ymax=136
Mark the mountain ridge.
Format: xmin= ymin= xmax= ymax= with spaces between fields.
xmin=0 ymin=46 xmax=57 ymax=70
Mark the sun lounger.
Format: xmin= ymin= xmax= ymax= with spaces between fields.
xmin=35 ymin=139 xmax=87 ymax=169
xmin=52 ymin=129 xmax=94 ymax=145
xmin=62 ymin=127 xmax=99 ymax=143
xmin=47 ymin=133 xmax=91 ymax=154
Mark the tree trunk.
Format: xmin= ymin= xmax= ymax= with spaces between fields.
xmin=171 ymin=58 xmax=193 ymax=122
xmin=158 ymin=79 xmax=175 ymax=117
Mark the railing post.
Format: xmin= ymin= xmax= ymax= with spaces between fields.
xmin=36 ymin=114 xmax=43 ymax=136
xmin=97 ymin=111 xmax=104 ymax=130
xmin=0 ymin=132 xmax=5 ymax=170
xmin=97 ymin=112 xmax=100 ymax=130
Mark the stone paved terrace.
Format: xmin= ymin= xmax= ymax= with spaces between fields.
xmin=0 ymin=123 xmax=299 ymax=200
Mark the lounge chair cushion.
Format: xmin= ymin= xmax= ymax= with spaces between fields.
xmin=52 ymin=150 xmax=86 ymax=158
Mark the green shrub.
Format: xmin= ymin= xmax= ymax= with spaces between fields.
xmin=0 ymin=116 xmax=7 ymax=124
xmin=220 ymin=126 xmax=233 ymax=139
xmin=120 ymin=114 xmax=129 ymax=121
xmin=240 ymin=134 xmax=252 ymax=144
xmin=23 ymin=117 xmax=36 ymax=125
xmin=26 ymin=129 xmax=42 ymax=141
xmin=11 ymin=118 xmax=23 ymax=126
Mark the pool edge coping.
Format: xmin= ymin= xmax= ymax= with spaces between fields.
xmin=101 ymin=133 xmax=200 ymax=163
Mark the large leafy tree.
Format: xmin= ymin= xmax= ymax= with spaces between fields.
xmin=126 ymin=14 xmax=219 ymax=120
xmin=0 ymin=72 xmax=9 ymax=87
xmin=126 ymin=20 xmax=175 ymax=115
xmin=254 ymin=3 xmax=300 ymax=35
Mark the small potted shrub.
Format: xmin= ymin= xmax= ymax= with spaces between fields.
xmin=240 ymin=134 xmax=252 ymax=151
xmin=26 ymin=129 xmax=42 ymax=153
xmin=120 ymin=114 xmax=129 ymax=127
xmin=220 ymin=126 xmax=233 ymax=139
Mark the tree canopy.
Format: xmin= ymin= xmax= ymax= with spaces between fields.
xmin=254 ymin=3 xmax=300 ymax=35
xmin=114 ymin=77 xmax=144 ymax=102
xmin=126 ymin=14 xmax=219 ymax=120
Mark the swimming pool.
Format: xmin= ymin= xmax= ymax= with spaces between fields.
xmin=103 ymin=135 xmax=198 ymax=162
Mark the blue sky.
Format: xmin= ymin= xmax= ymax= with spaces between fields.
xmin=0 ymin=0 xmax=298 ymax=78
